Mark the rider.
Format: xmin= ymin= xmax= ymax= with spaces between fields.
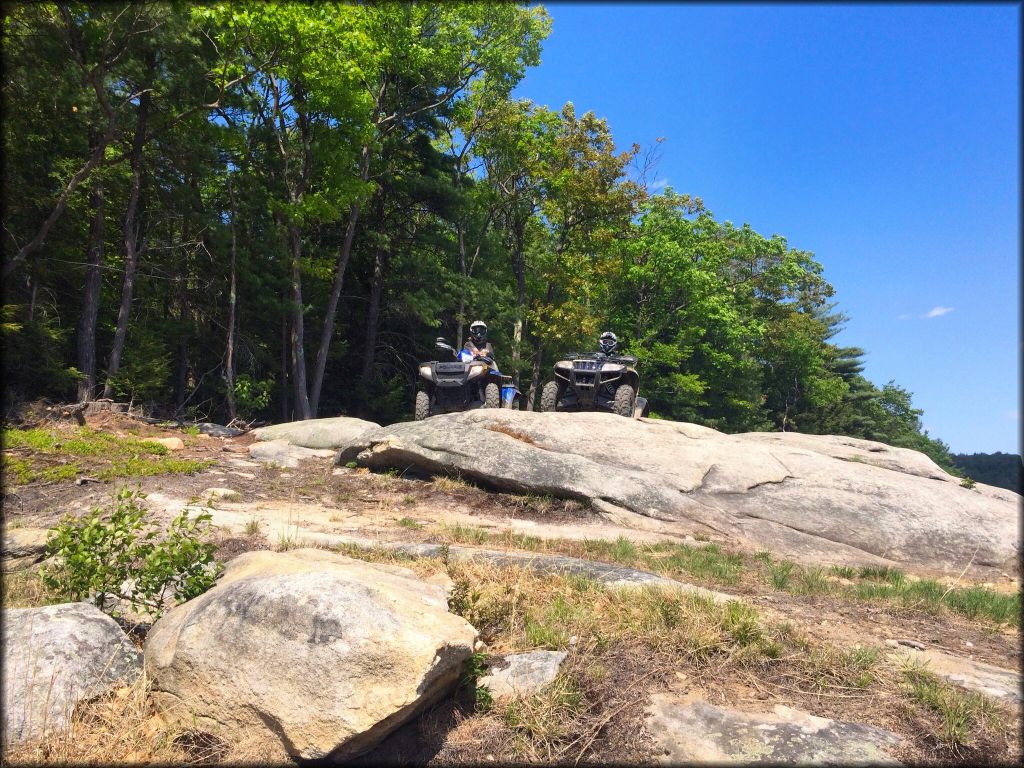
xmin=597 ymin=331 xmax=618 ymax=356
xmin=463 ymin=320 xmax=496 ymax=368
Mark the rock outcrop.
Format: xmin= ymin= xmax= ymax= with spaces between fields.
xmin=144 ymin=548 xmax=478 ymax=761
xmin=3 ymin=602 xmax=143 ymax=745
xmin=333 ymin=411 xmax=1018 ymax=575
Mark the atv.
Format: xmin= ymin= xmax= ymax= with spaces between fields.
xmin=414 ymin=338 xmax=521 ymax=420
xmin=539 ymin=351 xmax=649 ymax=418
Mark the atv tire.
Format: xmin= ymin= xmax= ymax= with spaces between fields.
xmin=613 ymin=384 xmax=636 ymax=417
xmin=484 ymin=382 xmax=501 ymax=409
xmin=414 ymin=390 xmax=431 ymax=421
xmin=540 ymin=380 xmax=560 ymax=412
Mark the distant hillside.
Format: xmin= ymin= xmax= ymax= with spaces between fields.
xmin=952 ymin=452 xmax=1022 ymax=494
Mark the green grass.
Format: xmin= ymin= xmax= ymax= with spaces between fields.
xmin=2 ymin=426 xmax=210 ymax=484
xmin=901 ymin=661 xmax=1005 ymax=746
xmin=397 ymin=517 xmax=423 ymax=529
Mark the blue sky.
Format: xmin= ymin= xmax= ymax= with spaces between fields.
xmin=514 ymin=2 xmax=1020 ymax=454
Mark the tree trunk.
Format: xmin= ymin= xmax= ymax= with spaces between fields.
xmin=103 ymin=67 xmax=152 ymax=399
xmin=27 ymin=257 xmax=38 ymax=322
xmin=76 ymin=171 xmax=105 ymax=403
xmin=224 ymin=178 xmax=238 ymax=422
xmin=174 ymin=275 xmax=189 ymax=415
xmin=280 ymin=312 xmax=290 ymax=422
xmin=288 ymin=224 xmax=312 ymax=420
xmin=357 ymin=246 xmax=388 ymax=417
xmin=510 ymin=222 xmax=527 ymax=389
xmin=525 ymin=281 xmax=554 ymax=411
xmin=456 ymin=224 xmax=467 ymax=349
xmin=527 ymin=339 xmax=544 ymax=412
xmin=310 ymin=144 xmax=372 ymax=415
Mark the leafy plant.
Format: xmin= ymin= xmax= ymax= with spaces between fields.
xmin=41 ymin=487 xmax=222 ymax=618
xmin=233 ymin=374 xmax=274 ymax=417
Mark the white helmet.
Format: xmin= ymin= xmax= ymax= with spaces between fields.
xmin=599 ymin=331 xmax=618 ymax=354
xmin=469 ymin=320 xmax=487 ymax=342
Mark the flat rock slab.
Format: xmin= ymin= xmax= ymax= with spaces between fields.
xmin=252 ymin=416 xmax=383 ymax=450
xmin=480 ymin=651 xmax=567 ymax=700
xmin=888 ymin=646 xmax=1022 ymax=704
xmin=145 ymin=548 xmax=477 ymax=762
xmin=343 ymin=411 xmax=1019 ymax=575
xmin=248 ymin=438 xmax=335 ymax=468
xmin=3 ymin=602 xmax=143 ymax=745
xmin=645 ymin=693 xmax=902 ymax=764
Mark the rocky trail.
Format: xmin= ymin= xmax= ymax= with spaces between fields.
xmin=2 ymin=410 xmax=1020 ymax=764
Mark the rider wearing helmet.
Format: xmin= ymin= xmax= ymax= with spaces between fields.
xmin=598 ymin=331 xmax=618 ymax=356
xmin=464 ymin=320 xmax=495 ymax=365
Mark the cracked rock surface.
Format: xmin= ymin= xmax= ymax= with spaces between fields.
xmin=645 ymin=692 xmax=902 ymax=764
xmin=322 ymin=410 xmax=1018 ymax=576
xmin=144 ymin=548 xmax=477 ymax=762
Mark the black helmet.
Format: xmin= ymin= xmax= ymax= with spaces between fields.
xmin=469 ymin=320 xmax=487 ymax=342
xmin=599 ymin=331 xmax=617 ymax=355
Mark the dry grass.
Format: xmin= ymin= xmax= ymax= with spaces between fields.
xmin=432 ymin=475 xmax=477 ymax=495
xmin=3 ymin=672 xmax=195 ymax=765
xmin=1 ymin=567 xmax=64 ymax=610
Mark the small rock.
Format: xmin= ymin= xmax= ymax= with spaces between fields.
xmin=479 ymin=650 xmax=567 ymax=700
xmin=144 ymin=437 xmax=184 ymax=451
xmin=568 ymin=635 xmax=579 ymax=646
xmin=964 ymin=641 xmax=974 ymax=648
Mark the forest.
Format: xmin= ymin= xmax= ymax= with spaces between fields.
xmin=951 ymin=453 xmax=1023 ymax=494
xmin=1 ymin=2 xmax=962 ymax=472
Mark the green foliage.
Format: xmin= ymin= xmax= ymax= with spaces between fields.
xmin=0 ymin=0 xmax=957 ymax=462
xmin=41 ymin=487 xmax=222 ymax=618
xmin=233 ymin=374 xmax=273 ymax=417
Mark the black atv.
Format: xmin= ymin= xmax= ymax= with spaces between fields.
xmin=414 ymin=338 xmax=521 ymax=420
xmin=539 ymin=352 xmax=649 ymax=418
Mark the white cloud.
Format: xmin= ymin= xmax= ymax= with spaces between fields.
xmin=923 ymin=306 xmax=954 ymax=318
xmin=896 ymin=313 xmax=912 ymax=320
xmin=649 ymin=178 xmax=669 ymax=191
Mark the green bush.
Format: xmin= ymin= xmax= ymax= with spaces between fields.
xmin=41 ymin=487 xmax=222 ymax=619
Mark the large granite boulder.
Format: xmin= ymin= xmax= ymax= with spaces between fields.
xmin=3 ymin=602 xmax=143 ymax=745
xmin=340 ymin=411 xmax=1019 ymax=576
xmin=144 ymin=548 xmax=478 ymax=761
xmin=251 ymin=416 xmax=384 ymax=450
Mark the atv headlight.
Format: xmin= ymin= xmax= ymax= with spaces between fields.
xmin=601 ymin=363 xmax=625 ymax=372
xmin=555 ymin=361 xmax=572 ymax=370
xmin=468 ymin=363 xmax=488 ymax=378
xmin=418 ymin=364 xmax=433 ymax=378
